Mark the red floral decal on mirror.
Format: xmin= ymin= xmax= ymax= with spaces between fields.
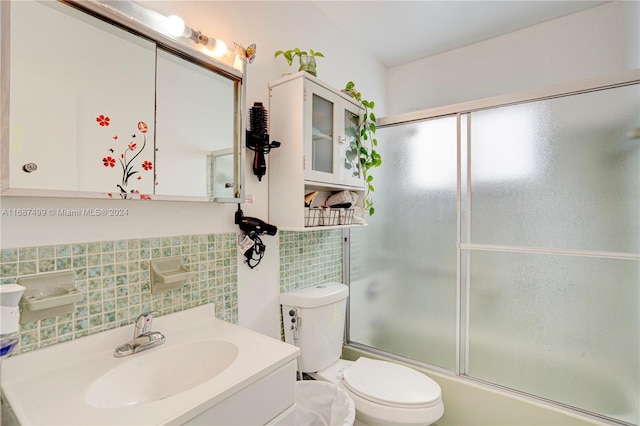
xmin=98 ymin=116 xmax=153 ymax=200
xmin=102 ymin=156 xmax=116 ymax=168
xmin=96 ymin=115 xmax=110 ymax=127
xmin=137 ymin=122 xmax=148 ymax=133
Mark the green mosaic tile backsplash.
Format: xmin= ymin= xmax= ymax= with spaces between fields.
xmin=279 ymin=229 xmax=344 ymax=293
xmin=1 ymin=230 xmax=343 ymax=355
xmin=0 ymin=233 xmax=237 ymax=355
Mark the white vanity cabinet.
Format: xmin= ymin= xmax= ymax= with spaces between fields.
xmin=269 ymin=72 xmax=365 ymax=230
xmin=1 ymin=304 xmax=300 ymax=426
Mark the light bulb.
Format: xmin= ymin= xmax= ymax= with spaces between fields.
xmin=210 ymin=39 xmax=227 ymax=57
xmin=166 ymin=15 xmax=191 ymax=38
xmin=201 ymin=36 xmax=227 ymax=58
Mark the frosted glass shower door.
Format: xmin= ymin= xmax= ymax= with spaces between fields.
xmin=349 ymin=116 xmax=458 ymax=370
xmin=466 ymin=84 xmax=640 ymax=424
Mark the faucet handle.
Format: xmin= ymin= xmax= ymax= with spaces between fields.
xmin=134 ymin=311 xmax=157 ymax=336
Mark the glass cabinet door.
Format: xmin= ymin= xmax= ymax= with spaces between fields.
xmin=339 ymin=105 xmax=364 ymax=188
xmin=304 ymin=79 xmax=364 ymax=188
xmin=310 ymin=93 xmax=334 ymax=176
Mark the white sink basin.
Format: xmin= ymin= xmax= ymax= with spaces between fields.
xmin=1 ymin=304 xmax=300 ymax=425
xmin=85 ymin=340 xmax=239 ymax=408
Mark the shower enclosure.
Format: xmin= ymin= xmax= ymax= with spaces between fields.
xmin=348 ymin=75 xmax=639 ymax=425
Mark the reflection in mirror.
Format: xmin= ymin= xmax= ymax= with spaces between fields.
xmin=155 ymin=49 xmax=235 ymax=198
xmin=2 ymin=0 xmax=244 ymax=202
xmin=209 ymin=148 xmax=235 ymax=199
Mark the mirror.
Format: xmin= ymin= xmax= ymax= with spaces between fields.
xmin=209 ymin=148 xmax=236 ymax=199
xmin=2 ymin=0 xmax=244 ymax=202
xmin=155 ymin=49 xmax=235 ymax=199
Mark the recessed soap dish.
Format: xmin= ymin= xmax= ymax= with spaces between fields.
xmin=150 ymin=256 xmax=191 ymax=295
xmin=17 ymin=270 xmax=80 ymax=323
xmin=23 ymin=288 xmax=82 ymax=311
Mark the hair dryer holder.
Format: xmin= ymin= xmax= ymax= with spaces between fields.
xmin=246 ymin=102 xmax=280 ymax=181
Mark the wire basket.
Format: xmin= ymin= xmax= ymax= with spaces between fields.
xmin=305 ymin=207 xmax=355 ymax=227
xmin=320 ymin=207 xmax=340 ymax=226
xmin=305 ymin=207 xmax=321 ymax=227
xmin=339 ymin=208 xmax=354 ymax=225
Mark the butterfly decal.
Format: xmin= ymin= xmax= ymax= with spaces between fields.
xmin=235 ymin=42 xmax=256 ymax=64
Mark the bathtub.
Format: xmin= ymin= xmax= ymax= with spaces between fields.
xmin=342 ymin=345 xmax=616 ymax=426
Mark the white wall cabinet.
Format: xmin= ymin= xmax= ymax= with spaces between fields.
xmin=269 ymin=72 xmax=365 ymax=230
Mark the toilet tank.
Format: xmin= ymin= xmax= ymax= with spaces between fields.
xmin=280 ymin=283 xmax=348 ymax=373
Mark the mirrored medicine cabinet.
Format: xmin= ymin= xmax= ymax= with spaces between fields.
xmin=1 ymin=0 xmax=245 ymax=202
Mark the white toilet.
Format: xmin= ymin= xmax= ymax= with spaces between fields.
xmin=280 ymin=282 xmax=444 ymax=426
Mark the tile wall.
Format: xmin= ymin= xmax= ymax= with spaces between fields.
xmin=278 ymin=229 xmax=345 ymax=341
xmin=0 ymin=233 xmax=237 ymax=355
xmin=0 ymin=229 xmax=344 ymax=355
xmin=279 ymin=229 xmax=344 ymax=293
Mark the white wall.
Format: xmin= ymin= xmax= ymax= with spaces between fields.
xmin=0 ymin=1 xmax=387 ymax=338
xmin=387 ymin=1 xmax=640 ymax=114
xmin=5 ymin=0 xmax=635 ymax=339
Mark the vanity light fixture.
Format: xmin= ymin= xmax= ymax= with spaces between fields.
xmin=165 ymin=15 xmax=227 ymax=57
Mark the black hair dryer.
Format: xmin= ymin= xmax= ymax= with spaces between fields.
xmin=235 ymin=205 xmax=277 ymax=269
xmin=246 ymin=102 xmax=280 ymax=181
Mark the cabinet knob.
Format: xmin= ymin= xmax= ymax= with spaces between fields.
xmin=22 ymin=163 xmax=38 ymax=173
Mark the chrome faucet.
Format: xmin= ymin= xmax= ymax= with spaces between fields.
xmin=114 ymin=312 xmax=165 ymax=358
xmin=134 ymin=311 xmax=154 ymax=337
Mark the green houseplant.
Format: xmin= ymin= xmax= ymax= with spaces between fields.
xmin=343 ymin=81 xmax=382 ymax=216
xmin=274 ymin=48 xmax=324 ymax=76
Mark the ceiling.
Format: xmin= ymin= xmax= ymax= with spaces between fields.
xmin=312 ymin=1 xmax=609 ymax=68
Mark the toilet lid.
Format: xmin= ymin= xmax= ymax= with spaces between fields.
xmin=342 ymin=358 xmax=441 ymax=409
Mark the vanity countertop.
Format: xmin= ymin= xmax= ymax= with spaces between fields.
xmin=1 ymin=304 xmax=299 ymax=425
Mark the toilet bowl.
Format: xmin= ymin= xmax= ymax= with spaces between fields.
xmin=311 ymin=358 xmax=444 ymax=426
xmin=280 ymin=283 xmax=444 ymax=426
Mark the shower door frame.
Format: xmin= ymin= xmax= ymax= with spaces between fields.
xmin=344 ymin=68 xmax=640 ymax=424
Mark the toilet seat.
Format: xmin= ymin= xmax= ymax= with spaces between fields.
xmin=341 ymin=357 xmax=442 ymax=409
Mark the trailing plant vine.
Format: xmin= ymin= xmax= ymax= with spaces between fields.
xmin=343 ymin=81 xmax=382 ymax=216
